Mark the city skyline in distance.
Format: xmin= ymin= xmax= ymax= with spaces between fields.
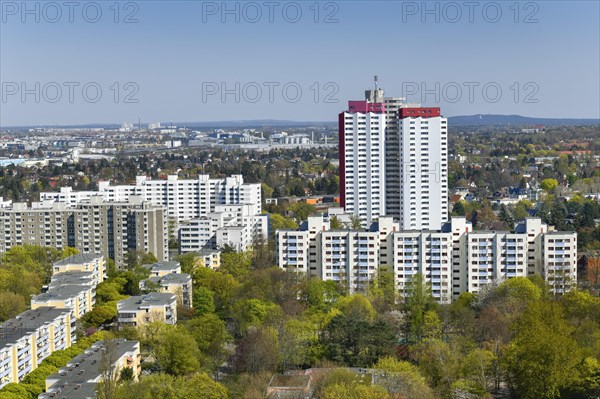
xmin=2 ymin=114 xmax=598 ymax=130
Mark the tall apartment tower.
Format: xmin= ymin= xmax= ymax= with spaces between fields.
xmin=397 ymin=107 xmax=449 ymax=229
xmin=339 ymin=91 xmax=386 ymax=226
xmin=339 ymin=84 xmax=448 ymax=229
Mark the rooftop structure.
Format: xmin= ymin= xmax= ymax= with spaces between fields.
xmin=117 ymin=293 xmax=177 ymax=327
xmin=141 ymin=261 xmax=181 ymax=277
xmin=40 ymin=339 xmax=141 ymax=399
xmin=0 ymin=307 xmax=75 ymax=388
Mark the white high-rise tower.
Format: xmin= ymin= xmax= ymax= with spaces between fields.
xmin=339 ymin=84 xmax=448 ymax=229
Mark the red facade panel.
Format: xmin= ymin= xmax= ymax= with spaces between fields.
xmin=338 ymin=112 xmax=346 ymax=208
xmin=398 ymin=107 xmax=441 ymax=119
xmin=348 ymin=101 xmax=385 ymax=114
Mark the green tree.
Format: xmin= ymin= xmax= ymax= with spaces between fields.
xmin=330 ymin=215 xmax=343 ymax=229
xmin=495 ymin=277 xmax=542 ymax=302
xmin=81 ymin=303 xmax=118 ymax=327
xmin=452 ymin=201 xmax=466 ymax=216
xmin=187 ymin=314 xmax=229 ymax=350
xmin=192 ymin=268 xmax=239 ymax=316
xmin=114 ymin=373 xmax=228 ymax=399
xmin=541 ymin=178 xmax=559 ymax=193
xmin=403 ymin=273 xmax=437 ymax=343
xmin=234 ymin=326 xmax=279 ymax=374
xmin=0 ymin=291 xmax=26 ymax=322
xmin=231 ymin=298 xmax=282 ymax=334
xmin=178 ymin=373 xmax=230 ymax=399
xmin=461 ymin=348 xmax=495 ymax=391
xmin=323 ymin=314 xmax=396 ymax=366
xmin=336 ymin=294 xmax=376 ymax=322
xmin=374 ymin=357 xmax=435 ymax=399
xmin=350 ymin=215 xmax=363 ymax=230
xmin=220 ymin=251 xmax=252 ymax=278
xmin=505 ymin=301 xmax=582 ymax=399
xmin=193 ymin=286 xmax=216 ymax=316
xmin=413 ymin=339 xmax=459 ymax=391
xmin=323 ymin=382 xmax=390 ymax=399
xmin=288 ymin=202 xmax=317 ymax=223
xmin=270 ymin=213 xmax=299 ymax=231
xmin=154 ymin=326 xmax=202 ymax=376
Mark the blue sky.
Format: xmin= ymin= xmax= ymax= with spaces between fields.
xmin=1 ymin=0 xmax=599 ymax=126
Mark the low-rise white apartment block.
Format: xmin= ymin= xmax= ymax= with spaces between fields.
xmin=277 ymin=215 xmax=398 ymax=293
xmin=40 ymin=339 xmax=141 ymax=399
xmin=0 ymin=308 xmax=75 ymax=388
xmin=277 ymin=216 xmax=577 ymax=303
xmin=392 ymin=231 xmax=454 ymax=304
xmin=117 ymin=293 xmax=178 ymax=327
xmin=178 ymin=204 xmax=268 ymax=253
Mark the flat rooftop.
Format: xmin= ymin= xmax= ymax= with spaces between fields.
xmin=49 ymin=271 xmax=95 ymax=287
xmin=142 ymin=261 xmax=180 ymax=272
xmin=54 ymin=253 xmax=103 ymax=266
xmin=146 ymin=273 xmax=191 ymax=286
xmin=118 ymin=293 xmax=176 ymax=312
xmin=0 ymin=307 xmax=71 ymax=350
xmin=40 ymin=339 xmax=139 ymax=399
xmin=32 ymin=284 xmax=91 ymax=303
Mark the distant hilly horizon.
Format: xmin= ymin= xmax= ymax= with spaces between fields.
xmin=2 ymin=115 xmax=599 ymax=130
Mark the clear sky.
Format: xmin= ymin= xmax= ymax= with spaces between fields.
xmin=1 ymin=0 xmax=599 ymax=126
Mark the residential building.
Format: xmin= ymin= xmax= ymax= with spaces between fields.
xmin=141 ymin=261 xmax=181 ymax=277
xmin=200 ymin=249 xmax=221 ymax=269
xmin=277 ymin=216 xmax=577 ymax=303
xmin=140 ymin=273 xmax=193 ymax=308
xmin=31 ymin=284 xmax=95 ymax=320
xmin=177 ymin=204 xmax=268 ymax=253
xmin=339 ymin=87 xmax=448 ymax=229
xmin=0 ymin=308 xmax=75 ymax=388
xmin=117 ymin=293 xmax=177 ymax=327
xmin=40 ymin=339 xmax=141 ymax=399
xmin=40 ymin=174 xmax=262 ymax=229
xmin=339 ymin=94 xmax=386 ymax=226
xmin=543 ymin=232 xmax=578 ymax=294
xmin=0 ymin=202 xmax=75 ymax=253
xmin=396 ymin=107 xmax=448 ymax=230
xmin=52 ymin=253 xmax=106 ymax=285
xmin=0 ymin=197 xmax=168 ymax=269
xmin=277 ymin=215 xmax=398 ymax=293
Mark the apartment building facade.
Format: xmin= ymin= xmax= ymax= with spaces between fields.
xmin=339 ymin=99 xmax=387 ymax=226
xmin=397 ymin=107 xmax=449 ymax=230
xmin=0 ymin=308 xmax=75 ymax=388
xmin=117 ymin=293 xmax=178 ymax=327
xmin=339 ymin=87 xmax=448 ymax=229
xmin=178 ymin=204 xmax=268 ymax=253
xmin=40 ymin=339 xmax=141 ymax=399
xmin=277 ymin=216 xmax=577 ymax=302
xmin=140 ymin=273 xmax=193 ymax=308
xmin=31 ymin=284 xmax=95 ymax=320
xmin=142 ymin=261 xmax=181 ymax=277
xmin=39 ymin=174 xmax=262 ymax=228
xmin=0 ymin=197 xmax=168 ymax=268
xmin=52 ymin=253 xmax=106 ymax=286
